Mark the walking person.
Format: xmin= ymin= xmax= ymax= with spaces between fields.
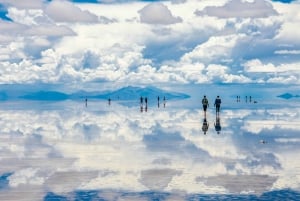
xmin=202 ymin=95 xmax=209 ymax=116
xmin=140 ymin=96 xmax=143 ymax=107
xmin=214 ymin=96 xmax=221 ymax=114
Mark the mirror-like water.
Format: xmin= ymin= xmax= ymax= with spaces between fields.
xmin=0 ymin=85 xmax=299 ymax=200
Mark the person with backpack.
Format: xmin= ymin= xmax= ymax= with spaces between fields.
xmin=202 ymin=95 xmax=209 ymax=115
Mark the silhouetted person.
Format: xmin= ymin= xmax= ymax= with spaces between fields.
xmin=85 ymin=97 xmax=88 ymax=107
xmin=145 ymin=97 xmax=148 ymax=107
xmin=108 ymin=98 xmax=111 ymax=105
xmin=214 ymin=96 xmax=221 ymax=113
xmin=140 ymin=96 xmax=143 ymax=106
xmin=163 ymin=96 xmax=166 ymax=108
xmin=214 ymin=115 xmax=221 ymax=134
xmin=249 ymin=96 xmax=252 ymax=103
xmin=202 ymin=95 xmax=209 ymax=115
xmin=202 ymin=118 xmax=209 ymax=135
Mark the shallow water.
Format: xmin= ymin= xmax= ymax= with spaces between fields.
xmin=0 ymin=85 xmax=300 ymax=201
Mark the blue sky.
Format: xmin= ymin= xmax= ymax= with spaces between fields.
xmin=0 ymin=0 xmax=300 ymax=88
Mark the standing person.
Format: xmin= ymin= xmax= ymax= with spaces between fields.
xmin=140 ymin=96 xmax=143 ymax=107
xmin=202 ymin=95 xmax=209 ymax=115
xmin=214 ymin=96 xmax=221 ymax=113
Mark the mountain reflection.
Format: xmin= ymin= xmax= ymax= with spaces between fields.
xmin=0 ymin=100 xmax=299 ymax=200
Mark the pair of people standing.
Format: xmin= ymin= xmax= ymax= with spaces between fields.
xmin=202 ymin=95 xmax=222 ymax=135
xmin=202 ymin=95 xmax=221 ymax=114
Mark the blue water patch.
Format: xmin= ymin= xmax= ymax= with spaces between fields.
xmin=43 ymin=189 xmax=300 ymax=201
xmin=0 ymin=172 xmax=13 ymax=190
xmin=0 ymin=4 xmax=12 ymax=21
xmin=272 ymin=0 xmax=295 ymax=3
xmin=44 ymin=192 xmax=68 ymax=201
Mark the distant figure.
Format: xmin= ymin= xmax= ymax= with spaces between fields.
xmin=163 ymin=96 xmax=166 ymax=108
xmin=140 ymin=96 xmax=143 ymax=106
xmin=157 ymin=96 xmax=160 ymax=103
xmin=202 ymin=95 xmax=209 ymax=115
xmin=108 ymin=98 xmax=111 ymax=105
xmin=214 ymin=96 xmax=221 ymax=113
xmin=85 ymin=97 xmax=87 ymax=107
xmin=260 ymin=140 xmax=267 ymax=144
xmin=236 ymin=96 xmax=240 ymax=102
xmin=202 ymin=118 xmax=209 ymax=135
xmin=145 ymin=97 xmax=148 ymax=106
xmin=214 ymin=115 xmax=221 ymax=134
xmin=249 ymin=96 xmax=252 ymax=103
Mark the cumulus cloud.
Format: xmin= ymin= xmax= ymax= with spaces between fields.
xmin=195 ymin=0 xmax=278 ymax=18
xmin=139 ymin=3 xmax=182 ymax=25
xmin=45 ymin=0 xmax=99 ymax=23
xmin=0 ymin=0 xmax=43 ymax=9
xmin=181 ymin=34 xmax=245 ymax=64
xmin=25 ymin=25 xmax=75 ymax=36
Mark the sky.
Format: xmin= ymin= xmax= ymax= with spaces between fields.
xmin=0 ymin=0 xmax=300 ymax=88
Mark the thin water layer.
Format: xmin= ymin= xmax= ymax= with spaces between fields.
xmin=0 ymin=85 xmax=299 ymax=200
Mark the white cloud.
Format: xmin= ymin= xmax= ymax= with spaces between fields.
xmin=195 ymin=0 xmax=278 ymax=18
xmin=0 ymin=0 xmax=43 ymax=9
xmin=0 ymin=0 xmax=299 ymax=85
xmin=139 ymin=3 xmax=182 ymax=25
xmin=25 ymin=25 xmax=75 ymax=36
xmin=181 ymin=34 xmax=245 ymax=64
xmin=45 ymin=0 xmax=99 ymax=23
xmin=275 ymin=50 xmax=300 ymax=55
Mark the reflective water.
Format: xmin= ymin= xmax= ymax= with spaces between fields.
xmin=0 ymin=85 xmax=300 ymax=200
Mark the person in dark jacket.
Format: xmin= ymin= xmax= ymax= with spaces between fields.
xmin=214 ymin=96 xmax=221 ymax=113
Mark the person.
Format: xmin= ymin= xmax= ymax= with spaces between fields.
xmin=202 ymin=95 xmax=209 ymax=114
xmin=145 ymin=97 xmax=148 ymax=106
xmin=202 ymin=118 xmax=209 ymax=135
xmin=140 ymin=96 xmax=143 ymax=106
xmin=214 ymin=96 xmax=221 ymax=113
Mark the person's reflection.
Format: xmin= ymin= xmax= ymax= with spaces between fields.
xmin=202 ymin=117 xmax=209 ymax=135
xmin=214 ymin=114 xmax=221 ymax=134
xmin=140 ymin=105 xmax=143 ymax=112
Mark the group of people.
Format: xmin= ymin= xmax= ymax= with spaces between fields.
xmin=201 ymin=95 xmax=222 ymax=135
xmin=140 ymin=96 xmax=166 ymax=109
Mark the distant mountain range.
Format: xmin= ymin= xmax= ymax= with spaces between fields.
xmin=2 ymin=86 xmax=190 ymax=101
xmin=277 ymin=93 xmax=300 ymax=99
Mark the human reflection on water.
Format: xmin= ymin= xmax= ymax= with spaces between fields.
xmin=202 ymin=117 xmax=209 ymax=135
xmin=214 ymin=113 xmax=221 ymax=134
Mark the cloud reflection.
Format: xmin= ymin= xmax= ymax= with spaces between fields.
xmin=0 ymin=100 xmax=299 ymax=199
